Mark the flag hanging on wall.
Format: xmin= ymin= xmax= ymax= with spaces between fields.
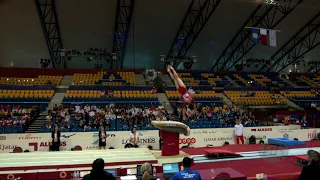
xmin=251 ymin=28 xmax=260 ymax=44
xmin=269 ymin=30 xmax=277 ymax=47
xmin=260 ymin=29 xmax=268 ymax=45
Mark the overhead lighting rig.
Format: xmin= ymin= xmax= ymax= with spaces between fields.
xmin=160 ymin=55 xmax=197 ymax=70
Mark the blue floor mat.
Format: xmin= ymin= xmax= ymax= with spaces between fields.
xmin=268 ymin=138 xmax=306 ymax=146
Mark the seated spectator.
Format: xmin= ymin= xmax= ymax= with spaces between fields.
xmin=83 ymin=158 xmax=115 ymax=180
xmin=141 ymin=162 xmax=153 ymax=180
xmin=170 ymin=157 xmax=201 ymax=180
xmin=299 ymin=150 xmax=320 ymax=180
xmin=45 ymin=122 xmax=51 ymax=130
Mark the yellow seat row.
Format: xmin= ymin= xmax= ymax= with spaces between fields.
xmin=166 ymin=90 xmax=217 ymax=98
xmin=0 ymin=93 xmax=53 ymax=98
xmin=233 ymin=74 xmax=251 ymax=87
xmin=280 ymin=91 xmax=316 ymax=98
xmin=0 ymin=76 xmax=62 ymax=86
xmin=225 ymin=91 xmax=286 ymax=105
xmin=102 ymin=82 xmax=123 ymax=86
xmin=0 ymin=90 xmax=54 ymax=94
xmin=231 ymin=97 xmax=286 ymax=105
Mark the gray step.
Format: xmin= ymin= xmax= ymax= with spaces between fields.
xmin=28 ymin=126 xmax=41 ymax=129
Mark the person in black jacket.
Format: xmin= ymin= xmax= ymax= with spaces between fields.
xmin=83 ymin=158 xmax=115 ymax=180
xmin=98 ymin=125 xmax=107 ymax=150
xmin=299 ymin=150 xmax=320 ymax=180
xmin=51 ymin=125 xmax=61 ymax=151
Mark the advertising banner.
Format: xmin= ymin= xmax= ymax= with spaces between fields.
xmin=0 ymin=130 xmax=160 ymax=153
xmin=0 ymin=125 xmax=318 ymax=153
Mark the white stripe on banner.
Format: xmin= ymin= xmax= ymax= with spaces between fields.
xmin=269 ymin=30 xmax=277 ymax=47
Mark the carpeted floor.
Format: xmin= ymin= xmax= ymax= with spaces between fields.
xmin=181 ymin=141 xmax=320 ymax=155
xmin=192 ymin=156 xmax=302 ymax=178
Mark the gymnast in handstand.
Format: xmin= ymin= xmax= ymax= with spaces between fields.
xmin=167 ymin=65 xmax=196 ymax=119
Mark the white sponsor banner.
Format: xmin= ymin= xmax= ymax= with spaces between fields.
xmin=0 ymin=130 xmax=159 ymax=153
xmin=0 ymin=126 xmax=318 ymax=153
xmin=182 ymin=126 xmax=320 ymax=147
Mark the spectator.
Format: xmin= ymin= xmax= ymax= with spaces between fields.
xmin=170 ymin=157 xmax=201 ymax=180
xmin=83 ymin=158 xmax=115 ymax=180
xmin=234 ymin=120 xmax=244 ymax=144
xmin=299 ymin=150 xmax=320 ymax=180
xmin=141 ymin=163 xmax=152 ymax=180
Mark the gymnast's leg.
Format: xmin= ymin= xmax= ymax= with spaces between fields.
xmin=167 ymin=65 xmax=186 ymax=89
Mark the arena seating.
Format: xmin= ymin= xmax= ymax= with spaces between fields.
xmin=280 ymin=87 xmax=319 ymax=108
xmin=63 ymin=86 xmax=158 ymax=107
xmin=248 ymin=73 xmax=290 ymax=87
xmin=176 ymin=72 xmax=230 ymax=87
xmin=228 ymin=72 xmax=291 ymax=87
xmin=224 ymin=89 xmax=286 ymax=106
xmin=301 ymin=74 xmax=320 ymax=87
xmin=228 ymin=72 xmax=254 ymax=87
xmin=71 ymin=71 xmax=136 ymax=86
xmin=0 ymin=75 xmax=62 ymax=85
xmin=0 ymin=85 xmax=54 ymax=111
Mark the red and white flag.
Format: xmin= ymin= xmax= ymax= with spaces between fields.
xmin=260 ymin=29 xmax=268 ymax=45
xmin=269 ymin=30 xmax=277 ymax=47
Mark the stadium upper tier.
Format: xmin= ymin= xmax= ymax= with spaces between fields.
xmin=71 ymin=71 xmax=136 ymax=86
xmin=228 ymin=72 xmax=290 ymax=87
xmin=280 ymin=87 xmax=319 ymax=108
xmin=301 ymin=74 xmax=320 ymax=87
xmin=165 ymin=90 xmax=221 ymax=101
xmin=177 ymin=72 xmax=230 ymax=87
xmin=224 ymin=90 xmax=286 ymax=106
xmin=0 ymin=76 xmax=62 ymax=86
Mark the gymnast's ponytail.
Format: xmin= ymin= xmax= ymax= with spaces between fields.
xmin=142 ymin=169 xmax=150 ymax=180
xmin=141 ymin=163 xmax=151 ymax=180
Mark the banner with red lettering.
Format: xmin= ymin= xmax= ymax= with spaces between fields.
xmin=0 ymin=126 xmax=318 ymax=153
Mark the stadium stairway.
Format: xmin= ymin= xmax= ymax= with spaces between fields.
xmin=46 ymin=92 xmax=65 ymax=112
xmin=157 ymin=93 xmax=174 ymax=114
xmin=25 ymin=115 xmax=47 ymax=133
xmin=224 ymin=76 xmax=241 ymax=87
xmin=279 ymin=76 xmax=294 ymax=86
xmin=161 ymin=74 xmax=174 ymax=86
xmin=135 ymin=73 xmax=146 ymax=85
xmin=60 ymin=75 xmax=73 ymax=86
xmin=217 ymin=93 xmax=233 ymax=107
xmin=279 ymin=94 xmax=304 ymax=110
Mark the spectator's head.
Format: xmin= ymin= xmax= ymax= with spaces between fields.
xmin=100 ymin=125 xmax=104 ymax=132
xmin=307 ymin=150 xmax=320 ymax=164
xmin=90 ymin=158 xmax=105 ymax=178
xmin=182 ymin=157 xmax=192 ymax=169
xmin=141 ymin=163 xmax=152 ymax=180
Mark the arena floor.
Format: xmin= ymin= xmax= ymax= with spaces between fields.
xmin=0 ymin=148 xmax=189 ymax=172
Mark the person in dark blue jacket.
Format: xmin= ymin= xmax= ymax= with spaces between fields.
xmin=83 ymin=158 xmax=115 ymax=180
xmin=170 ymin=157 xmax=201 ymax=180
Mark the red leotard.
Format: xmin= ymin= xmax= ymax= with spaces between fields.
xmin=178 ymin=86 xmax=194 ymax=108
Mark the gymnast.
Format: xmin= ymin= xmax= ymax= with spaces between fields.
xmin=167 ymin=65 xmax=196 ymax=119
